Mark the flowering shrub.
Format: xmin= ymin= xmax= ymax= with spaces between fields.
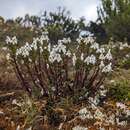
xmin=4 ymin=32 xmax=113 ymax=101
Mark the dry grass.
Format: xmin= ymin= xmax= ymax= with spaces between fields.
xmin=0 ymin=50 xmax=20 ymax=91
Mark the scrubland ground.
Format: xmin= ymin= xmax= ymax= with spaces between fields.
xmin=0 ymin=50 xmax=130 ymax=130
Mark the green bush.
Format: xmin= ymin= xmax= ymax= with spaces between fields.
xmin=119 ymin=58 xmax=130 ymax=69
xmin=108 ymin=80 xmax=130 ymax=101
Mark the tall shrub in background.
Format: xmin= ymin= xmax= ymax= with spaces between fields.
xmin=98 ymin=0 xmax=130 ymax=42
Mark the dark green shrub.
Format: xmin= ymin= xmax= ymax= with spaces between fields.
xmin=108 ymin=80 xmax=130 ymax=101
xmin=119 ymin=58 xmax=130 ymax=69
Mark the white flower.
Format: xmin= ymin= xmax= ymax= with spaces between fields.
xmin=90 ymin=42 xmax=99 ymax=50
xmin=123 ymin=42 xmax=128 ymax=48
xmin=48 ymin=43 xmax=51 ymax=52
xmin=57 ymin=41 xmax=66 ymax=54
xmin=66 ymin=50 xmax=71 ymax=57
xmin=49 ymin=50 xmax=62 ymax=63
xmin=6 ymin=53 xmax=10 ymax=60
xmin=99 ymin=89 xmax=107 ymax=96
xmin=99 ymin=61 xmax=105 ymax=69
xmin=96 ymin=47 xmax=105 ymax=53
xmin=84 ymin=55 xmax=96 ymax=65
xmin=85 ymin=37 xmax=95 ymax=43
xmin=6 ymin=36 xmax=17 ymax=45
xmin=88 ymin=96 xmax=100 ymax=109
xmin=99 ymin=53 xmax=105 ymax=60
xmin=72 ymin=125 xmax=88 ymax=130
xmin=126 ymin=110 xmax=130 ymax=116
xmin=119 ymin=46 xmax=124 ymax=50
xmin=79 ymin=108 xmax=93 ymax=120
xmin=48 ymin=44 xmax=65 ymax=63
xmin=62 ymin=38 xmax=71 ymax=44
xmin=116 ymin=102 xmax=126 ymax=110
xmin=12 ymin=99 xmax=17 ymax=105
xmin=76 ymin=37 xmax=82 ymax=44
xmin=28 ymin=58 xmax=32 ymax=62
xmin=77 ymin=37 xmax=95 ymax=45
xmin=12 ymin=99 xmax=22 ymax=106
xmin=55 ymin=54 xmax=62 ymax=62
xmin=105 ymin=49 xmax=112 ymax=60
xmin=16 ymin=42 xmax=32 ymax=58
xmin=72 ymin=53 xmax=77 ymax=66
xmin=116 ymin=118 xmax=127 ymax=126
xmin=31 ymin=41 xmax=37 ymax=50
xmin=12 ymin=36 xmax=18 ymax=45
xmin=6 ymin=36 xmax=18 ymax=45
xmin=81 ymin=53 xmax=84 ymax=61
xmin=40 ymin=46 xmax=43 ymax=53
xmin=125 ymin=54 xmax=130 ymax=58
xmin=118 ymin=42 xmax=129 ymax=50
xmin=110 ymin=80 xmax=115 ymax=83
xmin=16 ymin=125 xmax=20 ymax=130
xmin=102 ymin=63 xmax=112 ymax=73
xmin=6 ymin=36 xmax=11 ymax=44
xmin=40 ymin=32 xmax=49 ymax=42
xmin=100 ymin=85 xmax=105 ymax=89
xmin=41 ymin=89 xmax=44 ymax=95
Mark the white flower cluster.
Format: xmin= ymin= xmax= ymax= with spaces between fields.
xmin=105 ymin=49 xmax=113 ymax=60
xmin=41 ymin=31 xmax=49 ymax=42
xmin=90 ymin=42 xmax=99 ymax=50
xmin=110 ymin=40 xmax=130 ymax=50
xmin=119 ymin=42 xmax=129 ymax=50
xmin=116 ymin=102 xmax=130 ymax=116
xmin=116 ymin=102 xmax=126 ymax=110
xmin=84 ymin=54 xmax=96 ymax=65
xmin=78 ymin=108 xmax=93 ymax=120
xmin=99 ymin=85 xmax=107 ymax=96
xmin=78 ymin=106 xmax=105 ymax=125
xmin=49 ymin=38 xmax=71 ymax=63
xmin=5 ymin=34 xmax=113 ymax=74
xmin=76 ymin=37 xmax=113 ymax=73
xmin=88 ymin=96 xmax=100 ymax=108
xmin=96 ymin=47 xmax=105 ymax=54
xmin=72 ymin=125 xmax=88 ymax=130
xmin=16 ymin=42 xmax=32 ymax=58
xmin=6 ymin=36 xmax=18 ymax=45
xmin=99 ymin=49 xmax=113 ymax=73
xmin=49 ymin=49 xmax=62 ymax=63
xmin=77 ymin=99 xmax=130 ymax=128
xmin=76 ymin=36 xmax=95 ymax=45
xmin=59 ymin=38 xmax=71 ymax=44
xmin=15 ymin=33 xmax=49 ymax=58
xmin=76 ymin=84 xmax=129 ymax=127
xmin=12 ymin=99 xmax=22 ymax=107
xmin=6 ymin=53 xmax=11 ymax=60
xmin=102 ymin=63 xmax=112 ymax=73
